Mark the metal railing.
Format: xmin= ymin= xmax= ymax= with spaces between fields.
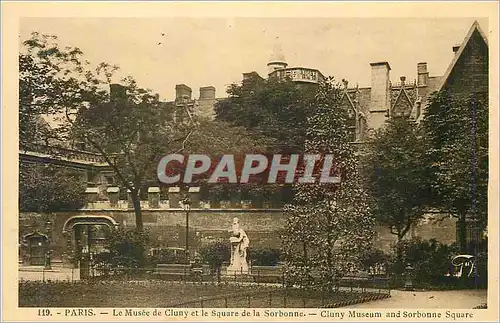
xmin=20 ymin=143 xmax=113 ymax=164
xmin=19 ymin=265 xmax=391 ymax=308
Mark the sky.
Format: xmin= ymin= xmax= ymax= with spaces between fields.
xmin=20 ymin=17 xmax=488 ymax=101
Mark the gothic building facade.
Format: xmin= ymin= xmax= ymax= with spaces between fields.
xmin=340 ymin=21 xmax=488 ymax=143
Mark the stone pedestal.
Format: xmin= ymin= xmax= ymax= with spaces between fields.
xmin=84 ymin=187 xmax=99 ymax=204
xmin=168 ymin=187 xmax=181 ymax=208
xmin=148 ymin=187 xmax=160 ymax=209
xmin=188 ymin=187 xmax=201 ymax=208
xmin=107 ymin=187 xmax=119 ymax=207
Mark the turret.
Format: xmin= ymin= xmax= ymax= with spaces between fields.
xmin=267 ymin=37 xmax=288 ymax=74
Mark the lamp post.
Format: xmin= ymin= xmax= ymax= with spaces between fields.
xmin=44 ymin=220 xmax=52 ymax=270
xmin=181 ymin=197 xmax=192 ymax=263
xmin=404 ymin=263 xmax=415 ymax=291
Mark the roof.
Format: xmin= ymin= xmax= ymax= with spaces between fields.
xmin=415 ymin=21 xmax=488 ymax=123
xmin=268 ymin=38 xmax=287 ymax=65
xmin=435 ymin=21 xmax=488 ymax=92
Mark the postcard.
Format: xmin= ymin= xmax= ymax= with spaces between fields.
xmin=2 ymin=1 xmax=499 ymax=322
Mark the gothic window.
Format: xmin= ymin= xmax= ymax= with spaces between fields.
xmin=358 ymin=115 xmax=367 ymax=141
xmin=347 ymin=107 xmax=356 ymax=142
xmin=392 ymin=90 xmax=413 ymax=118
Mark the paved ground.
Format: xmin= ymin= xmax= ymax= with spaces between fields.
xmin=19 ymin=265 xmax=80 ymax=281
xmin=349 ymin=289 xmax=487 ymax=309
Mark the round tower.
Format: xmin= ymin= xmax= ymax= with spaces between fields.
xmin=267 ymin=37 xmax=288 ymax=74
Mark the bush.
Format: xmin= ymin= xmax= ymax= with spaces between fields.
xmin=199 ymin=241 xmax=230 ymax=272
xmin=248 ymin=247 xmax=281 ymax=266
xmin=148 ymin=248 xmax=189 ymax=265
xmin=388 ymin=238 xmax=459 ymax=288
xmin=360 ymin=248 xmax=389 ymax=275
xmin=92 ymin=228 xmax=150 ymax=270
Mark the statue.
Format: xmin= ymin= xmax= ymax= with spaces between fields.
xmin=227 ymin=217 xmax=250 ymax=275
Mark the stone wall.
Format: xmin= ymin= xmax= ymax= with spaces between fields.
xmin=19 ymin=208 xmax=457 ymax=265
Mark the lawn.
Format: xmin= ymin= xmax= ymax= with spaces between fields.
xmin=19 ymin=280 xmax=388 ymax=308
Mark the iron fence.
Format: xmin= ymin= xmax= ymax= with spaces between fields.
xmin=167 ymin=284 xmax=390 ymax=308
xmin=19 ymin=264 xmax=391 ymax=308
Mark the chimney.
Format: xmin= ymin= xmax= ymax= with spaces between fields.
xmin=110 ymin=84 xmax=127 ymax=100
xmin=175 ymin=84 xmax=192 ymax=100
xmin=417 ymin=62 xmax=429 ymax=87
xmin=199 ymin=86 xmax=216 ymax=100
xmin=452 ymin=45 xmax=461 ymax=53
xmin=369 ymin=62 xmax=391 ymax=129
xmin=243 ymin=71 xmax=259 ymax=83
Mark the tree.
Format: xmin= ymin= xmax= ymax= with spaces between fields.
xmin=215 ymin=76 xmax=318 ymax=204
xmin=282 ymin=78 xmax=375 ymax=291
xmin=93 ymin=228 xmax=151 ymax=271
xmin=69 ymin=81 xmax=193 ymax=232
xmin=19 ymin=163 xmax=87 ymax=212
xmin=180 ymin=118 xmax=275 ymax=204
xmin=20 ymin=33 xmax=193 ymax=232
xmin=19 ymin=34 xmax=85 ymax=147
xmin=422 ymin=91 xmax=488 ymax=251
xmin=362 ymin=118 xmax=433 ymax=245
xmin=199 ymin=241 xmax=230 ymax=280
xmin=215 ymin=75 xmax=317 ymax=153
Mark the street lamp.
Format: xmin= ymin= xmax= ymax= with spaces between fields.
xmin=44 ymin=220 xmax=52 ymax=270
xmin=181 ymin=197 xmax=192 ymax=263
xmin=404 ymin=263 xmax=415 ymax=291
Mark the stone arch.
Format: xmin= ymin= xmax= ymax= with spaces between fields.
xmin=62 ymin=215 xmax=119 ymax=267
xmin=22 ymin=231 xmax=49 ymax=242
xmin=62 ymin=215 xmax=119 ymax=233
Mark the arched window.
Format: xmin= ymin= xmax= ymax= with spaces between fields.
xmin=357 ymin=114 xmax=367 ymax=141
xmin=347 ymin=107 xmax=356 ymax=142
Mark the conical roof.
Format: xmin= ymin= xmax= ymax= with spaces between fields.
xmin=268 ymin=37 xmax=287 ymax=65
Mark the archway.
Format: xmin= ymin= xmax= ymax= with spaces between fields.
xmin=62 ymin=215 xmax=119 ymax=233
xmin=62 ymin=215 xmax=119 ymax=267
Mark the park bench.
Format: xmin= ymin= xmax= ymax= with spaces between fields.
xmin=155 ymin=264 xmax=192 ymax=281
xmin=338 ymin=275 xmax=391 ymax=293
xmin=251 ymin=265 xmax=284 ymax=284
xmin=155 ymin=263 xmax=212 ymax=281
